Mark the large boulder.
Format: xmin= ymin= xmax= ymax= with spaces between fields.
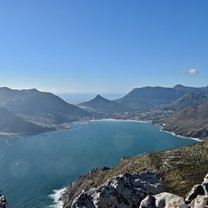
xmin=190 ymin=195 xmax=208 ymax=208
xmin=140 ymin=192 xmax=187 ymax=208
xmin=185 ymin=185 xmax=205 ymax=204
xmin=71 ymin=171 xmax=163 ymax=208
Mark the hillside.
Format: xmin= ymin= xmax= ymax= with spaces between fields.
xmin=79 ymin=95 xmax=130 ymax=114
xmin=0 ymin=87 xmax=90 ymax=127
xmin=0 ymin=108 xmax=49 ymax=134
xmin=0 ymin=87 xmax=91 ymax=134
xmin=115 ymin=85 xmax=208 ymax=110
xmin=62 ymin=139 xmax=208 ymax=207
xmin=163 ymin=104 xmax=208 ymax=138
xmin=166 ymin=92 xmax=208 ymax=111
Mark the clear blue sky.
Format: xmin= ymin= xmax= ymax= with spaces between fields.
xmin=0 ymin=0 xmax=208 ymax=93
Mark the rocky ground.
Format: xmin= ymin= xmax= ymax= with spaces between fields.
xmin=69 ymin=171 xmax=208 ymax=208
xmin=62 ymin=138 xmax=208 ymax=207
xmin=71 ymin=171 xmax=163 ymax=208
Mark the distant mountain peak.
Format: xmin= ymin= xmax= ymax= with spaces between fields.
xmin=94 ymin=94 xmax=106 ymax=100
xmin=0 ymin=87 xmax=12 ymax=91
xmin=79 ymin=94 xmax=130 ymax=114
xmin=174 ymin=84 xmax=185 ymax=89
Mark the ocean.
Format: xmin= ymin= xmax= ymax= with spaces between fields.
xmin=0 ymin=120 xmax=195 ymax=207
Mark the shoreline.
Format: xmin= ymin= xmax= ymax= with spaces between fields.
xmin=160 ymin=128 xmax=202 ymax=142
xmin=0 ymin=118 xmax=201 ymax=143
xmin=0 ymin=132 xmax=23 ymax=136
xmin=89 ymin=118 xmax=201 ymax=142
xmin=54 ymin=118 xmax=201 ymax=207
xmin=48 ymin=187 xmax=66 ymax=208
xmin=89 ymin=118 xmax=151 ymax=123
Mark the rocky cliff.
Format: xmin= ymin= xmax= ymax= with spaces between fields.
xmin=62 ymin=139 xmax=208 ymax=207
xmin=69 ymin=171 xmax=208 ymax=208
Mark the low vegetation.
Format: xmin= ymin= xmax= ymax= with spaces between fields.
xmin=63 ymin=138 xmax=208 ymax=206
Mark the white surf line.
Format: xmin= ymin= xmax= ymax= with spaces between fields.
xmin=48 ymin=187 xmax=66 ymax=208
xmin=160 ymin=129 xmax=202 ymax=142
xmin=89 ymin=118 xmax=151 ymax=123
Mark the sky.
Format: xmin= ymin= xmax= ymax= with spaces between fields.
xmin=0 ymin=0 xmax=208 ymax=94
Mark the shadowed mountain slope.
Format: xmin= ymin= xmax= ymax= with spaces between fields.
xmin=166 ymin=92 xmax=208 ymax=111
xmin=0 ymin=108 xmax=49 ymax=134
xmin=163 ymin=97 xmax=208 ymax=138
xmin=0 ymin=87 xmax=90 ymax=126
xmin=0 ymin=87 xmax=91 ymax=133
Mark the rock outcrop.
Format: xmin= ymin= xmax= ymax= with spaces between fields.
xmin=185 ymin=185 xmax=205 ymax=204
xmin=71 ymin=171 xmax=163 ymax=208
xmin=63 ymin=140 xmax=208 ymax=207
xmin=190 ymin=195 xmax=208 ymax=208
xmin=64 ymin=171 xmax=208 ymax=208
xmin=140 ymin=192 xmax=187 ymax=208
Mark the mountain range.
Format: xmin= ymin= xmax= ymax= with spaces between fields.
xmin=78 ymin=85 xmax=208 ymax=139
xmin=115 ymin=85 xmax=208 ymax=110
xmin=80 ymin=85 xmax=208 ymax=113
xmin=1 ymin=84 xmax=208 ymax=135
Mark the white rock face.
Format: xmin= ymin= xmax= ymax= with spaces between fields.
xmin=140 ymin=192 xmax=187 ymax=208
xmin=203 ymin=174 xmax=208 ymax=183
xmin=70 ymin=172 xmax=208 ymax=208
xmin=190 ymin=195 xmax=208 ymax=208
xmin=71 ymin=171 xmax=163 ymax=208
xmin=155 ymin=192 xmax=187 ymax=208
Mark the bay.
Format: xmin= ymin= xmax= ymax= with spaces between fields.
xmin=0 ymin=120 xmax=195 ymax=207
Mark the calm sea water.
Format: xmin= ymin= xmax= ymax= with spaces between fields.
xmin=0 ymin=120 xmax=195 ymax=208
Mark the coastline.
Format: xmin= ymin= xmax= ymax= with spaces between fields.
xmin=0 ymin=119 xmax=201 ymax=145
xmin=160 ymin=128 xmax=202 ymax=142
xmin=48 ymin=188 xmax=66 ymax=208
xmin=89 ymin=118 xmax=151 ymax=124
xmin=0 ymin=132 xmax=22 ymax=136
xmin=54 ymin=118 xmax=201 ymax=207
xmin=89 ymin=118 xmax=201 ymax=142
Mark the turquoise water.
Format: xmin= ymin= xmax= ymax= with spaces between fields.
xmin=0 ymin=121 xmax=195 ymax=208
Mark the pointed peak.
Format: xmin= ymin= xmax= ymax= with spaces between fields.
xmin=95 ymin=94 xmax=104 ymax=99
xmin=91 ymin=94 xmax=110 ymax=102
xmin=174 ymin=84 xmax=185 ymax=89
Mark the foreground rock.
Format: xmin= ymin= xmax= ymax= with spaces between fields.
xmin=140 ymin=192 xmax=187 ymax=208
xmin=71 ymin=171 xmax=163 ymax=208
xmin=63 ymin=140 xmax=208 ymax=207
xmin=138 ymin=173 xmax=208 ymax=208
xmin=65 ymin=172 xmax=208 ymax=208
